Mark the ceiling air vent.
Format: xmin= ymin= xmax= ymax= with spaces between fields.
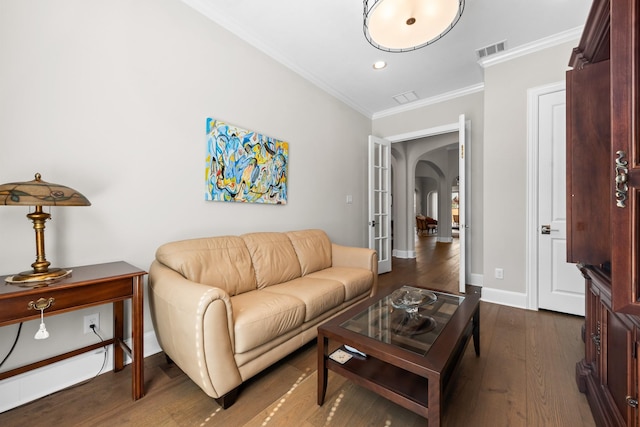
xmin=393 ymin=91 xmax=419 ymax=105
xmin=476 ymin=40 xmax=507 ymax=59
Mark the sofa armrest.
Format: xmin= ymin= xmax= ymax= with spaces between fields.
xmin=331 ymin=243 xmax=378 ymax=295
xmin=148 ymin=260 xmax=242 ymax=399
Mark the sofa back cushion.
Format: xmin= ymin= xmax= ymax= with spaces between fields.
xmin=155 ymin=236 xmax=256 ymax=296
xmin=241 ymin=232 xmax=302 ymax=288
xmin=286 ymin=229 xmax=332 ymax=275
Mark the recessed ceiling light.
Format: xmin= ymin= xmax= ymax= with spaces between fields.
xmin=373 ymin=61 xmax=387 ymax=70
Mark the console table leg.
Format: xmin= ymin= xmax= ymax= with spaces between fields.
xmin=131 ymin=275 xmax=144 ymax=400
xmin=113 ymin=300 xmax=124 ymax=372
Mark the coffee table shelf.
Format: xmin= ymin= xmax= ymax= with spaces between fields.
xmin=317 ymin=285 xmax=480 ymax=427
xmin=327 ymin=350 xmax=430 ymax=416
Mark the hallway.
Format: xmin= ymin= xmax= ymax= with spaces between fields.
xmin=379 ymin=233 xmax=460 ymax=294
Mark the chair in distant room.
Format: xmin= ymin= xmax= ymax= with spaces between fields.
xmin=426 ymin=216 xmax=438 ymax=233
xmin=416 ymin=215 xmax=437 ymax=235
xmin=416 ymin=215 xmax=427 ymax=235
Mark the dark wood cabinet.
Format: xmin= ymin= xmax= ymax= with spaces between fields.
xmin=569 ymin=0 xmax=640 ymax=425
xmin=609 ymin=0 xmax=640 ymax=315
xmin=577 ymin=268 xmax=638 ymax=426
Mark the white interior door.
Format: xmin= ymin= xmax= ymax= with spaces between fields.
xmin=458 ymin=114 xmax=467 ymax=293
xmin=537 ymin=89 xmax=584 ymax=315
xmin=368 ymin=135 xmax=391 ymax=274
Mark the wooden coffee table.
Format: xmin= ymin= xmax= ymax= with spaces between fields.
xmin=317 ymin=285 xmax=480 ymax=426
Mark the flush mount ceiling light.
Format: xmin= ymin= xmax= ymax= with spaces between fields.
xmin=364 ymin=0 xmax=465 ymax=52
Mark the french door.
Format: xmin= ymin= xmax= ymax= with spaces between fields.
xmin=368 ymin=136 xmax=391 ymax=274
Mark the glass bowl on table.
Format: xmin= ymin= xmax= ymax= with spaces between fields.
xmin=388 ymin=287 xmax=438 ymax=336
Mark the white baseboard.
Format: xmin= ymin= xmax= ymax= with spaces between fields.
xmin=392 ymin=249 xmax=416 ymax=259
xmin=0 ymin=331 xmax=161 ymax=413
xmin=480 ymin=286 xmax=527 ymax=309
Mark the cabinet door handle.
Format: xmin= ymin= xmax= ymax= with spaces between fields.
xmin=626 ymin=396 xmax=639 ymax=408
xmin=615 ymin=150 xmax=629 ymax=208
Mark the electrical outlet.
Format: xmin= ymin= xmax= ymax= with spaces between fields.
xmin=495 ymin=268 xmax=504 ymax=279
xmin=83 ymin=313 xmax=100 ymax=334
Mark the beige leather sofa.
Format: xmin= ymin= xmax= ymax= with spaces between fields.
xmin=148 ymin=229 xmax=377 ymax=408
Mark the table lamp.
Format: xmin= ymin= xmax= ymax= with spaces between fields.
xmin=0 ymin=173 xmax=91 ymax=286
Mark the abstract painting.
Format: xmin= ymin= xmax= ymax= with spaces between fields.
xmin=205 ymin=118 xmax=288 ymax=204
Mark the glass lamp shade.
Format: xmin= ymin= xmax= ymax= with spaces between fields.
xmin=364 ymin=0 xmax=465 ymax=52
xmin=0 ymin=173 xmax=91 ymax=207
xmin=0 ymin=173 xmax=90 ymax=286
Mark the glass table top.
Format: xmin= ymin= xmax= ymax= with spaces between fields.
xmin=340 ymin=286 xmax=465 ymax=356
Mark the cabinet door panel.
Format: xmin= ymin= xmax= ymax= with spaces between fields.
xmin=611 ymin=0 xmax=640 ymax=314
xmin=605 ymin=310 xmax=635 ymax=425
xmin=604 ymin=308 xmax=635 ymax=425
xmin=566 ymin=60 xmax=611 ymax=265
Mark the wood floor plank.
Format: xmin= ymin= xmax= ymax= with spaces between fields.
xmin=442 ymin=301 xmax=500 ymax=426
xmin=473 ymin=306 xmax=528 ymax=426
xmin=525 ymin=310 xmax=595 ymax=427
xmin=526 ymin=310 xmax=570 ymax=426
xmin=242 ymin=371 xmax=319 ymax=427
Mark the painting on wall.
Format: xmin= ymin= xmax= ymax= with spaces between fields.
xmin=205 ymin=118 xmax=288 ymax=204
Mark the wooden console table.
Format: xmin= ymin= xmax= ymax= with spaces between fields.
xmin=0 ymin=261 xmax=147 ymax=400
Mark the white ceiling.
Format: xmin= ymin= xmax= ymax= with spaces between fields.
xmin=182 ymin=0 xmax=593 ymax=118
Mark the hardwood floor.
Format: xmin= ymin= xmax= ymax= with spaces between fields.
xmin=0 ymin=234 xmax=594 ymax=426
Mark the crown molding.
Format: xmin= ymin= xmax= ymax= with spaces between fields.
xmin=478 ymin=26 xmax=584 ymax=68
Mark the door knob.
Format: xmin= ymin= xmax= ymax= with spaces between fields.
xmin=541 ymin=225 xmax=558 ymax=234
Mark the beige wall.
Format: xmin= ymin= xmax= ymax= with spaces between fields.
xmin=482 ymin=41 xmax=575 ymax=297
xmin=0 ymin=0 xmax=370 ymax=407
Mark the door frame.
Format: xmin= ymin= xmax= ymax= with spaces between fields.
xmin=526 ymin=81 xmax=565 ymax=311
xmin=384 ymin=116 xmax=470 ymax=292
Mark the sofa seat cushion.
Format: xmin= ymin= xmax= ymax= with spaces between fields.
xmin=306 ymin=267 xmax=373 ymax=301
xmin=266 ymin=277 xmax=345 ymax=322
xmin=231 ymin=291 xmax=305 ymax=353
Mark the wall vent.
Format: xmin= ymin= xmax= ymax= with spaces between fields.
xmin=393 ymin=91 xmax=419 ymax=105
xmin=476 ymin=40 xmax=507 ymax=59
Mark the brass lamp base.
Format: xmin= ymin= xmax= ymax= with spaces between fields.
xmin=5 ymin=268 xmax=72 ymax=287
